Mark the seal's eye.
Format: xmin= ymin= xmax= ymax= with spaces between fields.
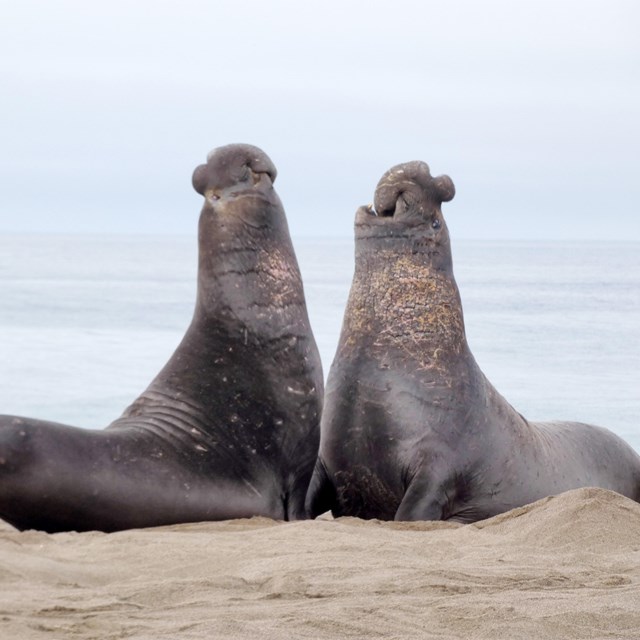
xmin=432 ymin=218 xmax=441 ymax=230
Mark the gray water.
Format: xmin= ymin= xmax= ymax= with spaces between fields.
xmin=0 ymin=234 xmax=638 ymax=451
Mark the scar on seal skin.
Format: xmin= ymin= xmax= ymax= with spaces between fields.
xmin=306 ymin=160 xmax=640 ymax=523
xmin=0 ymin=143 xmax=323 ymax=533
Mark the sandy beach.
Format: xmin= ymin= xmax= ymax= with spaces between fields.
xmin=0 ymin=487 xmax=639 ymax=639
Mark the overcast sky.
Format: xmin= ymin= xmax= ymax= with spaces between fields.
xmin=1 ymin=0 xmax=638 ymax=241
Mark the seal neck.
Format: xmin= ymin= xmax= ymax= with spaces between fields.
xmin=338 ymin=233 xmax=469 ymax=367
xmin=193 ymin=202 xmax=307 ymax=338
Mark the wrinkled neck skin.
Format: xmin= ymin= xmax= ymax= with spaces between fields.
xmin=338 ymin=218 xmax=470 ymax=374
xmin=193 ymin=191 xmax=306 ymax=337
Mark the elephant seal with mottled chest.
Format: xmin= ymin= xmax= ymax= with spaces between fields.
xmin=0 ymin=143 xmax=323 ymax=532
xmin=306 ymin=160 xmax=640 ymax=522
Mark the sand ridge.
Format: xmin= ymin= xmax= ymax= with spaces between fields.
xmin=1 ymin=487 xmax=639 ymax=639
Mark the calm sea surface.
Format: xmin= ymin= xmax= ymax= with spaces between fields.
xmin=0 ymin=234 xmax=638 ymax=452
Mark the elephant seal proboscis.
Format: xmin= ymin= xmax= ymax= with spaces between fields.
xmin=306 ymin=160 xmax=640 ymax=522
xmin=0 ymin=143 xmax=323 ymax=532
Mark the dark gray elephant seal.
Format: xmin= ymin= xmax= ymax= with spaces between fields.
xmin=306 ymin=160 xmax=640 ymax=522
xmin=0 ymin=143 xmax=323 ymax=533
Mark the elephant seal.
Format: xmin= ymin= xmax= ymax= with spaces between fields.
xmin=0 ymin=143 xmax=323 ymax=533
xmin=306 ymin=160 xmax=640 ymax=522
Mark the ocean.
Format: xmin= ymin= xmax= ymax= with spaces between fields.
xmin=0 ymin=234 xmax=638 ymax=452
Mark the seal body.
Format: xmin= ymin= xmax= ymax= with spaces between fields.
xmin=0 ymin=143 xmax=323 ymax=532
xmin=306 ymin=161 xmax=640 ymax=522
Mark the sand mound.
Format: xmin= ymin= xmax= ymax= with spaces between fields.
xmin=472 ymin=487 xmax=640 ymax=551
xmin=1 ymin=488 xmax=639 ymax=639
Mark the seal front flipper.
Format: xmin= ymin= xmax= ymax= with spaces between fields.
xmin=305 ymin=457 xmax=337 ymax=518
xmin=394 ymin=470 xmax=479 ymax=523
xmin=394 ymin=491 xmax=444 ymax=522
xmin=394 ymin=470 xmax=450 ymax=522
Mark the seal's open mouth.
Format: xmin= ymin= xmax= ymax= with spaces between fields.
xmin=355 ymin=204 xmax=388 ymax=226
xmin=361 ymin=203 xmax=394 ymax=218
xmin=356 ymin=161 xmax=455 ymax=228
xmin=363 ymin=204 xmax=379 ymax=216
xmin=355 ymin=194 xmax=427 ymax=226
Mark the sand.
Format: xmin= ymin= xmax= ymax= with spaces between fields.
xmin=1 ymin=487 xmax=640 ymax=639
